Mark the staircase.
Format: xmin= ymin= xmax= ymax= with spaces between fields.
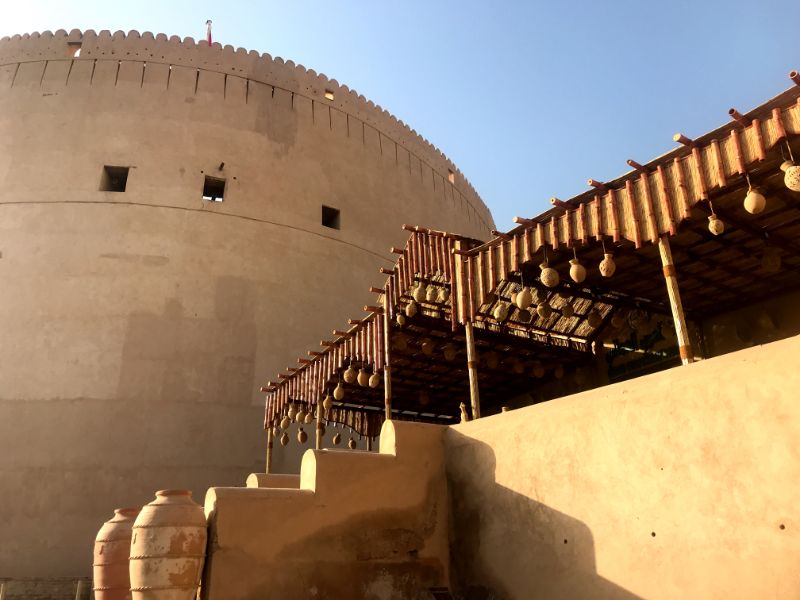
xmin=201 ymin=420 xmax=450 ymax=600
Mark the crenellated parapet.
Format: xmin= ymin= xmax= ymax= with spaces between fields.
xmin=0 ymin=29 xmax=493 ymax=232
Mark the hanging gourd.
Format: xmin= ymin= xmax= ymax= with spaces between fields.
xmin=357 ymin=368 xmax=369 ymax=387
xmin=781 ymin=160 xmax=800 ymax=192
xmin=304 ymin=411 xmax=314 ymax=424
xmin=532 ymin=362 xmax=545 ymax=378
xmin=280 ymin=432 xmax=289 ymax=446
xmin=437 ymin=287 xmax=450 ymax=303
xmin=493 ymin=302 xmax=510 ymax=322
xmin=295 ymin=407 xmax=306 ymax=423
xmin=332 ymin=432 xmax=342 ymax=445
xmin=743 ymin=186 xmax=766 ymax=215
xmin=280 ymin=415 xmax=291 ymax=430
xmin=297 ymin=428 xmax=308 ymax=444
xmin=272 ymin=425 xmax=280 ymax=438
xmin=396 ymin=313 xmax=407 ymax=327
xmin=426 ymin=286 xmax=438 ymax=303
xmin=343 ymin=365 xmax=357 ymax=384
xmin=536 ymin=302 xmax=552 ymax=319
xmin=569 ymin=255 xmax=587 ymax=284
xmin=515 ymin=287 xmax=533 ymax=310
xmin=762 ymin=247 xmax=782 ymax=273
xmin=348 ymin=437 xmax=357 ymax=450
xmin=599 ymin=253 xmax=616 ymax=277
xmin=587 ymin=310 xmax=602 ymax=328
xmin=421 ymin=339 xmax=435 ymax=355
xmin=405 ymin=300 xmax=418 ymax=318
xmin=707 ymin=213 xmax=724 ymax=235
xmin=333 ymin=383 xmax=345 ymax=401
xmin=322 ymin=394 xmax=333 ymax=413
xmin=561 ymin=301 xmax=575 ymax=318
xmin=443 ymin=344 xmax=457 ymax=361
xmin=287 ymin=404 xmax=297 ymax=421
xmin=539 ymin=261 xmax=560 ymax=288
xmin=412 ymin=283 xmax=427 ymax=303
xmin=369 ymin=372 xmax=381 ymax=388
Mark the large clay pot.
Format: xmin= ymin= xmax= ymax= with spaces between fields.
xmin=130 ymin=490 xmax=207 ymax=600
xmin=93 ymin=507 xmax=140 ymax=600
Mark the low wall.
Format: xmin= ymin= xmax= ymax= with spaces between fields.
xmin=445 ymin=335 xmax=800 ymax=599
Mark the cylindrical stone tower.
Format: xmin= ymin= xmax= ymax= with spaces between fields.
xmin=0 ymin=29 xmax=493 ymax=581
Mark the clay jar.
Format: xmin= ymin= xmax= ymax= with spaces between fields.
xmin=130 ymin=490 xmax=207 ymax=600
xmin=93 ymin=507 xmax=140 ymax=600
xmin=599 ymin=253 xmax=616 ymax=278
xmin=569 ymin=258 xmax=586 ymax=283
xmin=781 ymin=161 xmax=800 ymax=192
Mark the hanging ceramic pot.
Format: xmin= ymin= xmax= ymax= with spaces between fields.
xmin=304 ymin=411 xmax=314 ymax=424
xmin=532 ymin=362 xmax=545 ymax=378
xmin=554 ymin=364 xmax=565 ymax=379
xmin=322 ymin=394 xmax=333 ymax=412
xmin=539 ymin=261 xmax=560 ymax=288
xmin=412 ymin=283 xmax=427 ymax=303
xmin=280 ymin=431 xmax=289 ymax=446
xmin=332 ymin=432 xmax=342 ymax=445
xmin=599 ymin=253 xmax=616 ymax=277
xmin=357 ymin=368 xmax=369 ymax=386
xmin=287 ymin=404 xmax=297 ymax=421
xmin=762 ymin=248 xmax=782 ymax=273
xmin=537 ymin=302 xmax=552 ymax=319
xmin=515 ymin=287 xmax=533 ymax=310
xmin=272 ymin=425 xmax=280 ymax=438
xmin=438 ymin=287 xmax=450 ymax=303
xmin=93 ymin=507 xmax=140 ymax=600
xmin=348 ymin=437 xmax=357 ymax=450
xmin=317 ymin=422 xmax=326 ymax=437
xmin=743 ymin=188 xmax=766 ymax=214
xmin=405 ymin=300 xmax=418 ymax=318
xmin=443 ymin=344 xmax=457 ymax=361
xmin=333 ymin=383 xmax=345 ymax=401
xmin=369 ymin=372 xmax=381 ymax=388
xmin=426 ymin=286 xmax=438 ymax=303
xmin=587 ymin=310 xmax=602 ymax=328
xmin=708 ymin=213 xmax=724 ymax=235
xmin=280 ymin=415 xmax=291 ymax=430
xmin=569 ymin=258 xmax=587 ymax=283
xmin=297 ymin=428 xmax=308 ymax=444
xmin=610 ymin=311 xmax=626 ymax=328
xmin=493 ymin=302 xmax=510 ymax=322
xmin=781 ymin=160 xmax=800 ymax=192
xmin=511 ymin=360 xmax=525 ymax=375
xmin=130 ymin=490 xmax=206 ymax=600
xmin=561 ymin=302 xmax=575 ymax=318
xmin=421 ymin=339 xmax=435 ymax=355
xmin=343 ymin=366 xmax=357 ymax=384
xmin=295 ymin=408 xmax=306 ymax=423
xmin=396 ymin=313 xmax=407 ymax=327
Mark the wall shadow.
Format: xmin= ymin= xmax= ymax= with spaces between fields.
xmin=445 ymin=429 xmax=645 ymax=600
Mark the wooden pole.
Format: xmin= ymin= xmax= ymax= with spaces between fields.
xmin=366 ymin=436 xmax=373 ymax=451
xmin=658 ymin=235 xmax=694 ymax=365
xmin=315 ymin=402 xmax=323 ymax=450
xmin=464 ymin=320 xmax=481 ymax=419
xmin=265 ymin=428 xmax=273 ymax=473
xmin=382 ymin=291 xmax=393 ymax=421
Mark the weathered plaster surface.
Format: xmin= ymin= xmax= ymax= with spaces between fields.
xmin=202 ymin=421 xmax=450 ymax=600
xmin=0 ymin=30 xmax=491 ymax=580
xmin=445 ymin=335 xmax=800 ymax=599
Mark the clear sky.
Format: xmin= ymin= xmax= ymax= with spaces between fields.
xmin=4 ymin=1 xmax=799 ymax=231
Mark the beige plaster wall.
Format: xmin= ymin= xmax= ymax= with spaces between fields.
xmin=0 ymin=29 xmax=492 ymax=580
xmin=445 ymin=335 xmax=800 ymax=599
xmin=202 ymin=420 xmax=450 ymax=599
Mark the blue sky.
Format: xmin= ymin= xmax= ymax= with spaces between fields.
xmin=4 ymin=1 xmax=799 ymax=231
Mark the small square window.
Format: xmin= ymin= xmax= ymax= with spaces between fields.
xmin=100 ymin=166 xmax=129 ymax=192
xmin=203 ymin=176 xmax=226 ymax=202
xmin=322 ymin=205 xmax=340 ymax=229
xmin=447 ymin=169 xmax=455 ymax=184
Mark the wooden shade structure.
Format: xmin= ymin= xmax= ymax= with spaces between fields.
xmin=263 ymin=76 xmax=800 ymax=456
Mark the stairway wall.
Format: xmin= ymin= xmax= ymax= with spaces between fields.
xmin=202 ymin=421 xmax=449 ymax=599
